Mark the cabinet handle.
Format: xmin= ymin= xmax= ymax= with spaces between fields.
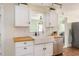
xmin=24 ymin=47 xmax=27 ymax=49
xmin=29 ymin=22 xmax=30 ymax=24
xmin=43 ymin=48 xmax=46 ymax=50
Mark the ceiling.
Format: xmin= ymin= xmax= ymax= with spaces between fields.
xmin=29 ymin=3 xmax=53 ymax=6
xmin=28 ymin=3 xmax=61 ymax=9
xmin=28 ymin=3 xmax=79 ymax=11
xmin=28 ymin=3 xmax=79 ymax=22
xmin=28 ymin=3 xmax=79 ymax=12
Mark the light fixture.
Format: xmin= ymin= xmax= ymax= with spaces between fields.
xmin=18 ymin=3 xmax=28 ymax=5
xmin=49 ymin=7 xmax=56 ymax=10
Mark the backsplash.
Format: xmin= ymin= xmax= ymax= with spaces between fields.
xmin=14 ymin=27 xmax=30 ymax=37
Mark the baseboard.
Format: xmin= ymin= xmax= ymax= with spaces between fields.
xmin=63 ymin=43 xmax=72 ymax=48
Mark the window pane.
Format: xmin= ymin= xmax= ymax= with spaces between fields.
xmin=38 ymin=24 xmax=43 ymax=32
xmin=30 ymin=20 xmax=39 ymax=32
xmin=30 ymin=12 xmax=43 ymax=33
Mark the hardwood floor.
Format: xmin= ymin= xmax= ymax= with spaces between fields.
xmin=63 ymin=47 xmax=79 ymax=56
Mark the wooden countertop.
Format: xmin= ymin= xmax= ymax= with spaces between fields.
xmin=14 ymin=36 xmax=34 ymax=42
xmin=49 ymin=36 xmax=63 ymax=41
xmin=49 ymin=35 xmax=63 ymax=38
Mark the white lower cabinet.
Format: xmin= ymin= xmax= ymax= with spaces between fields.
xmin=15 ymin=41 xmax=34 ymax=56
xmin=34 ymin=44 xmax=45 ymax=56
xmin=44 ymin=43 xmax=53 ymax=56
xmin=15 ymin=41 xmax=53 ymax=56
xmin=34 ymin=43 xmax=53 ymax=56
xmin=15 ymin=46 xmax=33 ymax=56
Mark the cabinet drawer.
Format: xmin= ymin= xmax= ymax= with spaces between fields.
xmin=15 ymin=46 xmax=33 ymax=56
xmin=15 ymin=41 xmax=33 ymax=47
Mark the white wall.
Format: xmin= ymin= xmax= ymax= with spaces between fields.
xmin=64 ymin=11 xmax=79 ymax=23
xmin=63 ymin=4 xmax=79 ymax=23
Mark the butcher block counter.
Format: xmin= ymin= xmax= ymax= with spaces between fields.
xmin=14 ymin=36 xmax=34 ymax=42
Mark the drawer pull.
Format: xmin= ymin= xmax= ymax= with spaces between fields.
xmin=43 ymin=48 xmax=46 ymax=50
xmin=24 ymin=42 xmax=27 ymax=44
xmin=24 ymin=47 xmax=27 ymax=49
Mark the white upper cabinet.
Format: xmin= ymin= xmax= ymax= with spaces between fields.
xmin=45 ymin=10 xmax=58 ymax=27
xmin=50 ymin=11 xmax=58 ymax=27
xmin=15 ymin=5 xmax=29 ymax=27
xmin=45 ymin=12 xmax=50 ymax=27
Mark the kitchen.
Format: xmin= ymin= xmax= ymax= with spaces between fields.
xmin=0 ymin=3 xmax=67 ymax=56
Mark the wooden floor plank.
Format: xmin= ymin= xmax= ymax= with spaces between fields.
xmin=63 ymin=48 xmax=79 ymax=56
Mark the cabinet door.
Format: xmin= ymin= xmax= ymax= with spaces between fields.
xmin=15 ymin=5 xmax=29 ymax=27
xmin=45 ymin=11 xmax=58 ymax=27
xmin=45 ymin=43 xmax=53 ymax=56
xmin=50 ymin=11 xmax=58 ymax=27
xmin=34 ymin=44 xmax=44 ymax=56
xmin=45 ymin=12 xmax=50 ymax=27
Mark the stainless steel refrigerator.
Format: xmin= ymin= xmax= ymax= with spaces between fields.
xmin=72 ymin=22 xmax=79 ymax=48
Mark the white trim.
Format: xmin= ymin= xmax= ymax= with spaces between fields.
xmin=63 ymin=43 xmax=72 ymax=48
